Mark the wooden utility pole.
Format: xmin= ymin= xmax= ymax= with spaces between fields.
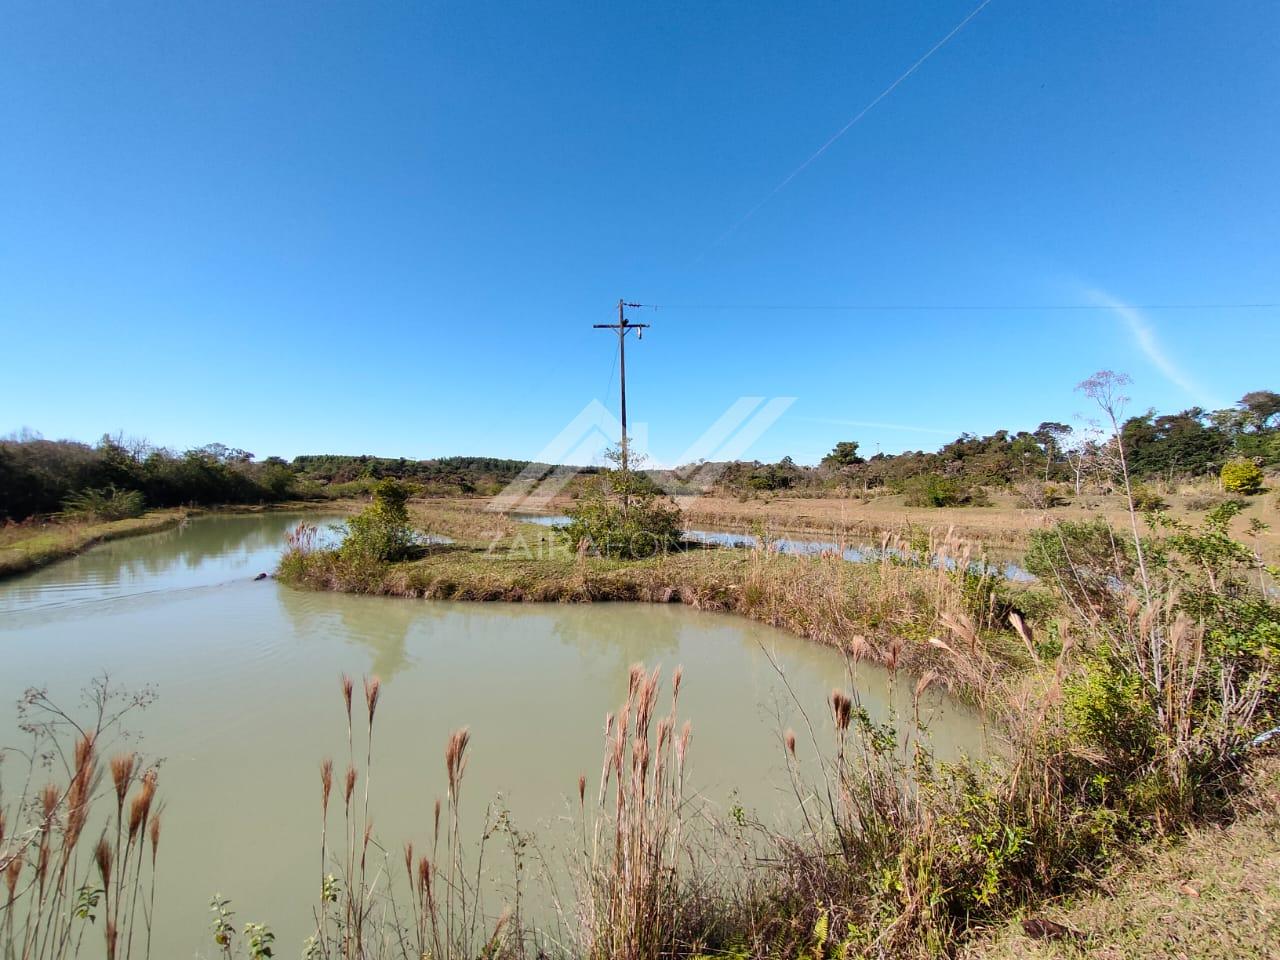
xmin=594 ymin=299 xmax=649 ymax=473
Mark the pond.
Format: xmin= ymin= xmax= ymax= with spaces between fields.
xmin=0 ymin=513 xmax=988 ymax=956
xmin=516 ymin=512 xmax=1034 ymax=580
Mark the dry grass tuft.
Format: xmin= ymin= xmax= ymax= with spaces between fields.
xmin=573 ymin=662 xmax=711 ymax=960
xmin=1 ymin=679 xmax=161 ymax=960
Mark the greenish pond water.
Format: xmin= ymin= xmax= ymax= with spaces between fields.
xmin=0 ymin=513 xmax=987 ymax=956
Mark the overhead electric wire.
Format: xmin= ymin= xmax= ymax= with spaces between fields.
xmin=639 ymin=301 xmax=1279 ymax=313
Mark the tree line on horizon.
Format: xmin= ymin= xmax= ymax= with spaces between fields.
xmin=708 ymin=388 xmax=1279 ymax=503
xmin=0 ymin=438 xmax=550 ymax=521
xmin=2 ymin=388 xmax=1275 ymax=522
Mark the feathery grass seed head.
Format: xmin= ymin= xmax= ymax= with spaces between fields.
xmin=340 ymin=674 xmax=354 ymax=721
xmin=320 ymin=758 xmax=334 ymax=814
xmin=363 ymin=675 xmax=382 ymax=727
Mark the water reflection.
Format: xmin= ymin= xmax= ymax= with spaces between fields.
xmin=550 ymin=601 xmax=684 ymax=676
xmin=276 ymin=588 xmax=421 ymax=680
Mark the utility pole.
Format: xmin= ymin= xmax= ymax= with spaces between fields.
xmin=594 ymin=299 xmax=649 ymax=473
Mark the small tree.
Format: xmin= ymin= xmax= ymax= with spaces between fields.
xmin=1079 ymin=370 xmax=1151 ymax=597
xmin=821 ymin=441 xmax=865 ymax=495
xmin=560 ymin=449 xmax=682 ymax=559
xmin=1221 ymin=458 xmax=1264 ymax=494
xmin=1239 ymin=390 xmax=1280 ymax=431
xmin=340 ymin=478 xmax=418 ymax=562
xmin=903 ymin=474 xmax=990 ymax=507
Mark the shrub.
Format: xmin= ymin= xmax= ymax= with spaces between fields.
xmin=1185 ymin=491 xmax=1249 ymax=513
xmin=59 ymin=484 xmax=146 ymax=521
xmin=558 ymin=448 xmax=683 ymax=560
xmin=1157 ymin=502 xmax=1280 ymax=691
xmin=322 ymin=478 xmax=378 ymax=499
xmin=1032 ymin=501 xmax=1279 ymax=830
xmin=1221 ymin=458 xmax=1264 ymax=494
xmin=1184 ymin=491 xmax=1224 ymax=511
xmin=559 ymin=470 xmax=683 ymax=559
xmin=903 ymin=474 xmax=989 ymax=507
xmin=339 ymin=478 xmax=419 ymax=563
xmin=1129 ymin=484 xmax=1168 ymax=512
xmin=1017 ymin=481 xmax=1069 ymax=509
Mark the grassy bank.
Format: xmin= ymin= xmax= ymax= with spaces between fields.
xmin=0 ymin=509 xmax=192 ymax=579
xmin=379 ymin=486 xmax=1280 ymax=564
xmin=965 ymin=757 xmax=1280 ymax=960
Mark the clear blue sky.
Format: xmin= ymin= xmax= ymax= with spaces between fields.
xmin=2 ymin=1 xmax=1277 ymax=465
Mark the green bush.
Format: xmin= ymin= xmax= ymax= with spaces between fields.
xmin=1159 ymin=502 xmax=1280 ymax=684
xmin=322 ymin=478 xmax=378 ymax=499
xmin=1041 ymin=483 xmax=1070 ymax=507
xmin=1032 ymin=502 xmax=1280 ymax=835
xmin=559 ymin=469 xmax=683 ymax=560
xmin=903 ymin=474 xmax=989 ymax=507
xmin=1221 ymin=458 xmax=1264 ymax=494
xmin=59 ymin=485 xmax=146 ymax=522
xmin=1129 ymin=484 xmax=1168 ymax=512
xmin=1064 ymin=652 xmax=1158 ymax=774
xmin=338 ymin=478 xmax=418 ymax=563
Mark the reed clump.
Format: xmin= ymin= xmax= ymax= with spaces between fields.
xmin=290 ymin=675 xmax=522 ymax=960
xmin=573 ymin=664 xmax=703 ymax=960
xmin=0 ymin=677 xmax=162 ymax=960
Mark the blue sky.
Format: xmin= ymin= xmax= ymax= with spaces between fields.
xmin=1 ymin=1 xmax=1277 ymax=466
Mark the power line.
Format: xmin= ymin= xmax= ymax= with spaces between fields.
xmin=640 ymin=302 xmax=1279 ymax=313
